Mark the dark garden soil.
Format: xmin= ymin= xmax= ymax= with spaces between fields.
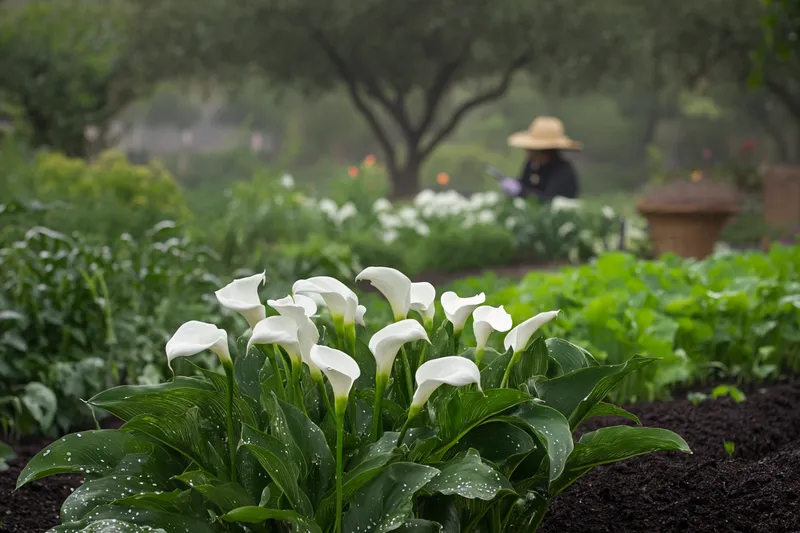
xmin=2 ymin=385 xmax=799 ymax=532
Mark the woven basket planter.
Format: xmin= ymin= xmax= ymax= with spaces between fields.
xmin=637 ymin=181 xmax=740 ymax=259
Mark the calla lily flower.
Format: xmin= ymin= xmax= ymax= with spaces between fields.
xmin=356 ymin=266 xmax=411 ymax=321
xmin=410 ymin=356 xmax=481 ymax=410
xmin=267 ymin=294 xmax=317 ymax=321
xmin=247 ymin=316 xmax=301 ymax=362
xmin=368 ymin=319 xmax=430 ymax=377
xmin=441 ymin=291 xmax=486 ymax=333
xmin=166 ymin=321 xmax=230 ymax=370
xmin=356 ymin=305 xmax=367 ymax=327
xmin=293 ymin=276 xmax=359 ymax=325
xmin=504 ymin=310 xmax=560 ymax=354
xmin=268 ymin=295 xmax=323 ymax=381
xmin=410 ymin=282 xmax=436 ymax=327
xmin=310 ymin=345 xmax=361 ymax=404
xmin=473 ymin=305 xmax=513 ymax=352
xmin=214 ymin=272 xmax=266 ymax=329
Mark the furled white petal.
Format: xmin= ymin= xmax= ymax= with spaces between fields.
xmin=215 ymin=272 xmax=266 ymax=328
xmin=503 ymin=310 xmax=560 ymax=353
xmin=411 ymin=356 xmax=481 ymax=409
xmin=267 ymin=294 xmax=317 ymax=322
xmin=310 ymin=345 xmax=361 ymax=401
xmin=293 ymin=276 xmax=359 ymax=325
xmin=355 ymin=305 xmax=367 ymax=327
xmin=166 ymin=321 xmax=230 ymax=369
xmin=441 ymin=291 xmax=486 ymax=333
xmin=356 ymin=267 xmax=412 ymax=320
xmin=368 ymin=319 xmax=430 ymax=377
xmin=472 ymin=305 xmax=513 ymax=350
xmin=247 ymin=316 xmax=301 ymax=361
xmin=410 ymin=282 xmax=436 ymax=322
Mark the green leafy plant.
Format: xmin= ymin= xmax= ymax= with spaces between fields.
xmin=711 ymin=385 xmax=746 ymax=403
xmin=19 ymin=267 xmax=690 ymax=532
xmin=723 ymin=440 xmax=735 ymax=459
xmin=0 ymin=440 xmax=14 ymax=472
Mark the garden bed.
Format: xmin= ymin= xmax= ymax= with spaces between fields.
xmin=1 ymin=383 xmax=798 ymax=533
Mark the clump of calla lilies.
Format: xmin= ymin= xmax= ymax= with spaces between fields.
xmin=19 ymin=266 xmax=691 ymax=533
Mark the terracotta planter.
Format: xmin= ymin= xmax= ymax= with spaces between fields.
xmin=762 ymin=165 xmax=800 ymax=233
xmin=637 ymin=181 xmax=740 ymax=260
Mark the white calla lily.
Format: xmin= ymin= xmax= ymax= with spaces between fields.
xmin=356 ymin=266 xmax=412 ymax=321
xmin=368 ymin=319 xmax=430 ymax=377
xmin=355 ymin=305 xmax=367 ymax=327
xmin=410 ymin=282 xmax=436 ymax=327
xmin=267 ymin=295 xmax=322 ymax=381
xmin=473 ymin=305 xmax=513 ymax=352
xmin=310 ymin=345 xmax=361 ymax=405
xmin=247 ymin=316 xmax=301 ymax=361
xmin=503 ymin=310 xmax=561 ymax=354
xmin=441 ymin=291 xmax=486 ymax=333
xmin=166 ymin=321 xmax=230 ymax=370
xmin=411 ymin=356 xmax=481 ymax=411
xmin=293 ymin=276 xmax=359 ymax=325
xmin=214 ymin=272 xmax=266 ymax=328
xmin=267 ymin=294 xmax=317 ymax=321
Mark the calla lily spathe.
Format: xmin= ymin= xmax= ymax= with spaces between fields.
xmin=356 ymin=266 xmax=411 ymax=321
xmin=267 ymin=294 xmax=317 ymax=321
xmin=410 ymin=282 xmax=436 ymax=326
xmin=166 ymin=321 xmax=230 ymax=370
xmin=214 ymin=272 xmax=266 ymax=328
xmin=310 ymin=345 xmax=361 ymax=402
xmin=410 ymin=356 xmax=481 ymax=410
xmin=504 ymin=310 xmax=560 ymax=354
xmin=247 ymin=316 xmax=301 ymax=361
xmin=268 ymin=295 xmax=322 ymax=379
xmin=441 ymin=291 xmax=486 ymax=333
xmin=368 ymin=319 xmax=430 ymax=377
xmin=355 ymin=305 xmax=367 ymax=327
xmin=293 ymin=276 xmax=359 ymax=325
xmin=473 ymin=305 xmax=513 ymax=351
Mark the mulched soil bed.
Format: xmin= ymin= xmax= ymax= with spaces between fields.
xmin=2 ymin=384 xmax=799 ymax=532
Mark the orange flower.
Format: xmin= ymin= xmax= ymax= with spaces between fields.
xmin=436 ymin=172 xmax=450 ymax=186
xmin=348 ymin=166 xmax=359 ymax=178
xmin=690 ymin=170 xmax=702 ymax=182
xmin=364 ymin=154 xmax=376 ymax=168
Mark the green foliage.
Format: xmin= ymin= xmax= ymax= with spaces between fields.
xmin=723 ymin=440 xmax=735 ymax=459
xmin=19 ymin=274 xmax=689 ymax=532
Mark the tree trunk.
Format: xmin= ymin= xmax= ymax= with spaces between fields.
xmin=388 ymin=158 xmax=421 ymax=199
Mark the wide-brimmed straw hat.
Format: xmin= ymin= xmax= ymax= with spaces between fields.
xmin=507 ymin=116 xmax=582 ymax=151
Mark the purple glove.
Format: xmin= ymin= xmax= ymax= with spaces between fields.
xmin=501 ymin=178 xmax=522 ymax=196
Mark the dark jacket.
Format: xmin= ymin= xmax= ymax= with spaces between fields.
xmin=517 ymin=156 xmax=579 ymax=201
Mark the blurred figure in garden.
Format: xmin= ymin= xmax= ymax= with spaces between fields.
xmin=508 ymin=116 xmax=581 ymax=202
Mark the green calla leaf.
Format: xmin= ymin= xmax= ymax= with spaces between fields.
xmin=175 ymin=471 xmax=254 ymax=512
xmin=342 ymin=462 xmax=440 ymax=533
xmin=513 ymin=337 xmax=549 ymax=386
xmin=583 ymin=401 xmax=641 ymax=426
xmin=222 ymin=506 xmax=321 ymax=532
xmin=479 ymin=350 xmax=512 ymax=389
xmin=545 ymin=338 xmax=598 ymax=374
xmin=50 ymin=505 xmax=216 ymax=533
xmin=234 ymin=343 xmax=267 ymax=403
xmin=425 ymin=449 xmax=514 ymax=500
xmin=458 ymin=421 xmax=535 ymax=466
xmin=502 ymin=401 xmax=573 ymax=483
xmin=395 ymin=519 xmax=443 ymax=532
xmin=352 ymin=338 xmax=378 ymax=389
xmin=49 ymin=519 xmax=166 ymax=532
xmin=17 ymin=430 xmax=154 ymax=488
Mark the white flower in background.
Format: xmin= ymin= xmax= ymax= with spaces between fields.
xmin=356 ymin=266 xmax=412 ymax=320
xmin=373 ymin=198 xmax=392 ymax=213
xmin=293 ymin=276 xmax=359 ymax=325
xmin=410 ymin=281 xmax=436 ymax=326
xmin=310 ymin=345 xmax=361 ymax=402
xmin=381 ymin=229 xmax=399 ymax=244
xmin=472 ymin=305 xmax=513 ymax=352
xmin=513 ymin=197 xmax=527 ymax=210
xmin=330 ymin=202 xmax=357 ymax=225
xmin=414 ymin=189 xmax=436 ymax=206
xmin=504 ymin=310 xmax=560 ymax=354
xmin=415 ymin=223 xmax=430 ymax=236
xmin=602 ymin=205 xmax=615 ymax=219
xmin=247 ymin=315 xmax=301 ymax=361
xmin=356 ymin=305 xmax=367 ymax=327
xmin=477 ymin=210 xmax=496 ymax=225
xmin=318 ymin=198 xmax=339 ymax=216
xmin=551 ymin=196 xmax=582 ymax=212
xmin=369 ymin=319 xmax=430 ymax=377
xmin=461 ymin=214 xmax=476 ymax=229
xmin=280 ymin=174 xmax=295 ymax=189
xmin=441 ymin=291 xmax=486 ymax=333
xmin=214 ymin=271 xmax=266 ymax=328
xmin=505 ymin=218 xmax=518 ymax=231
xmin=378 ymin=212 xmax=403 ymax=229
xmin=579 ymin=229 xmax=593 ymax=243
xmin=410 ymin=356 xmax=481 ymax=410
xmin=398 ymin=206 xmax=418 ymax=224
xmin=484 ymin=191 xmax=500 ymax=205
xmin=568 ymin=247 xmax=580 ymax=264
xmin=558 ymin=222 xmax=576 ymax=238
xmin=166 ymin=321 xmax=230 ymax=369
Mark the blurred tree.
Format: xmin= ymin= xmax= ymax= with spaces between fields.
xmin=0 ymin=0 xmax=145 ymax=156
xmin=128 ymin=0 xmax=627 ymax=197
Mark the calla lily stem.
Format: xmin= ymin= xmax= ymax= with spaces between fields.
xmin=265 ymin=346 xmax=287 ymax=400
xmin=334 ymin=398 xmax=347 ymax=533
xmin=396 ymin=405 xmax=421 ymax=447
xmin=290 ymin=358 xmax=307 ymax=415
xmin=222 ymin=360 xmax=237 ymax=482
xmin=400 ymin=346 xmax=414 ymax=400
xmin=371 ymin=374 xmax=388 ymax=441
xmin=500 ymin=352 xmax=522 ymax=388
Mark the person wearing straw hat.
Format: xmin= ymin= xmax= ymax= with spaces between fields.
xmin=507 ymin=116 xmax=582 ymax=202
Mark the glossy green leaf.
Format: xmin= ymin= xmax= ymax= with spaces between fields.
xmin=534 ymin=355 xmax=655 ymax=429
xmin=351 ymin=338 xmax=377 ymax=389
xmin=17 ymin=430 xmax=154 ymax=488
xmin=458 ymin=421 xmax=535 ymax=466
xmin=395 ymin=519 xmax=443 ymax=532
xmin=425 ymin=449 xmax=514 ymax=500
xmin=552 ymin=425 xmax=691 ymax=494
xmin=50 ymin=519 xmax=164 ymax=532
xmin=222 ymin=506 xmax=321 ymax=533
xmin=0 ymin=441 xmax=15 ymax=472
xmin=234 ymin=343 xmax=267 ymax=403
xmin=502 ymin=402 xmax=573 ymax=483
xmin=175 ymin=471 xmax=254 ymax=512
xmin=545 ymin=338 xmax=598 ymax=374
xmin=241 ymin=425 xmax=313 ymax=517
xmin=583 ymin=401 xmax=641 ymax=426
xmin=479 ymin=350 xmax=512 ymax=389
xmin=342 ymin=462 xmax=440 ymax=533
xmin=51 ymin=505 xmax=215 ymax=533
xmin=513 ymin=337 xmax=549 ymax=386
